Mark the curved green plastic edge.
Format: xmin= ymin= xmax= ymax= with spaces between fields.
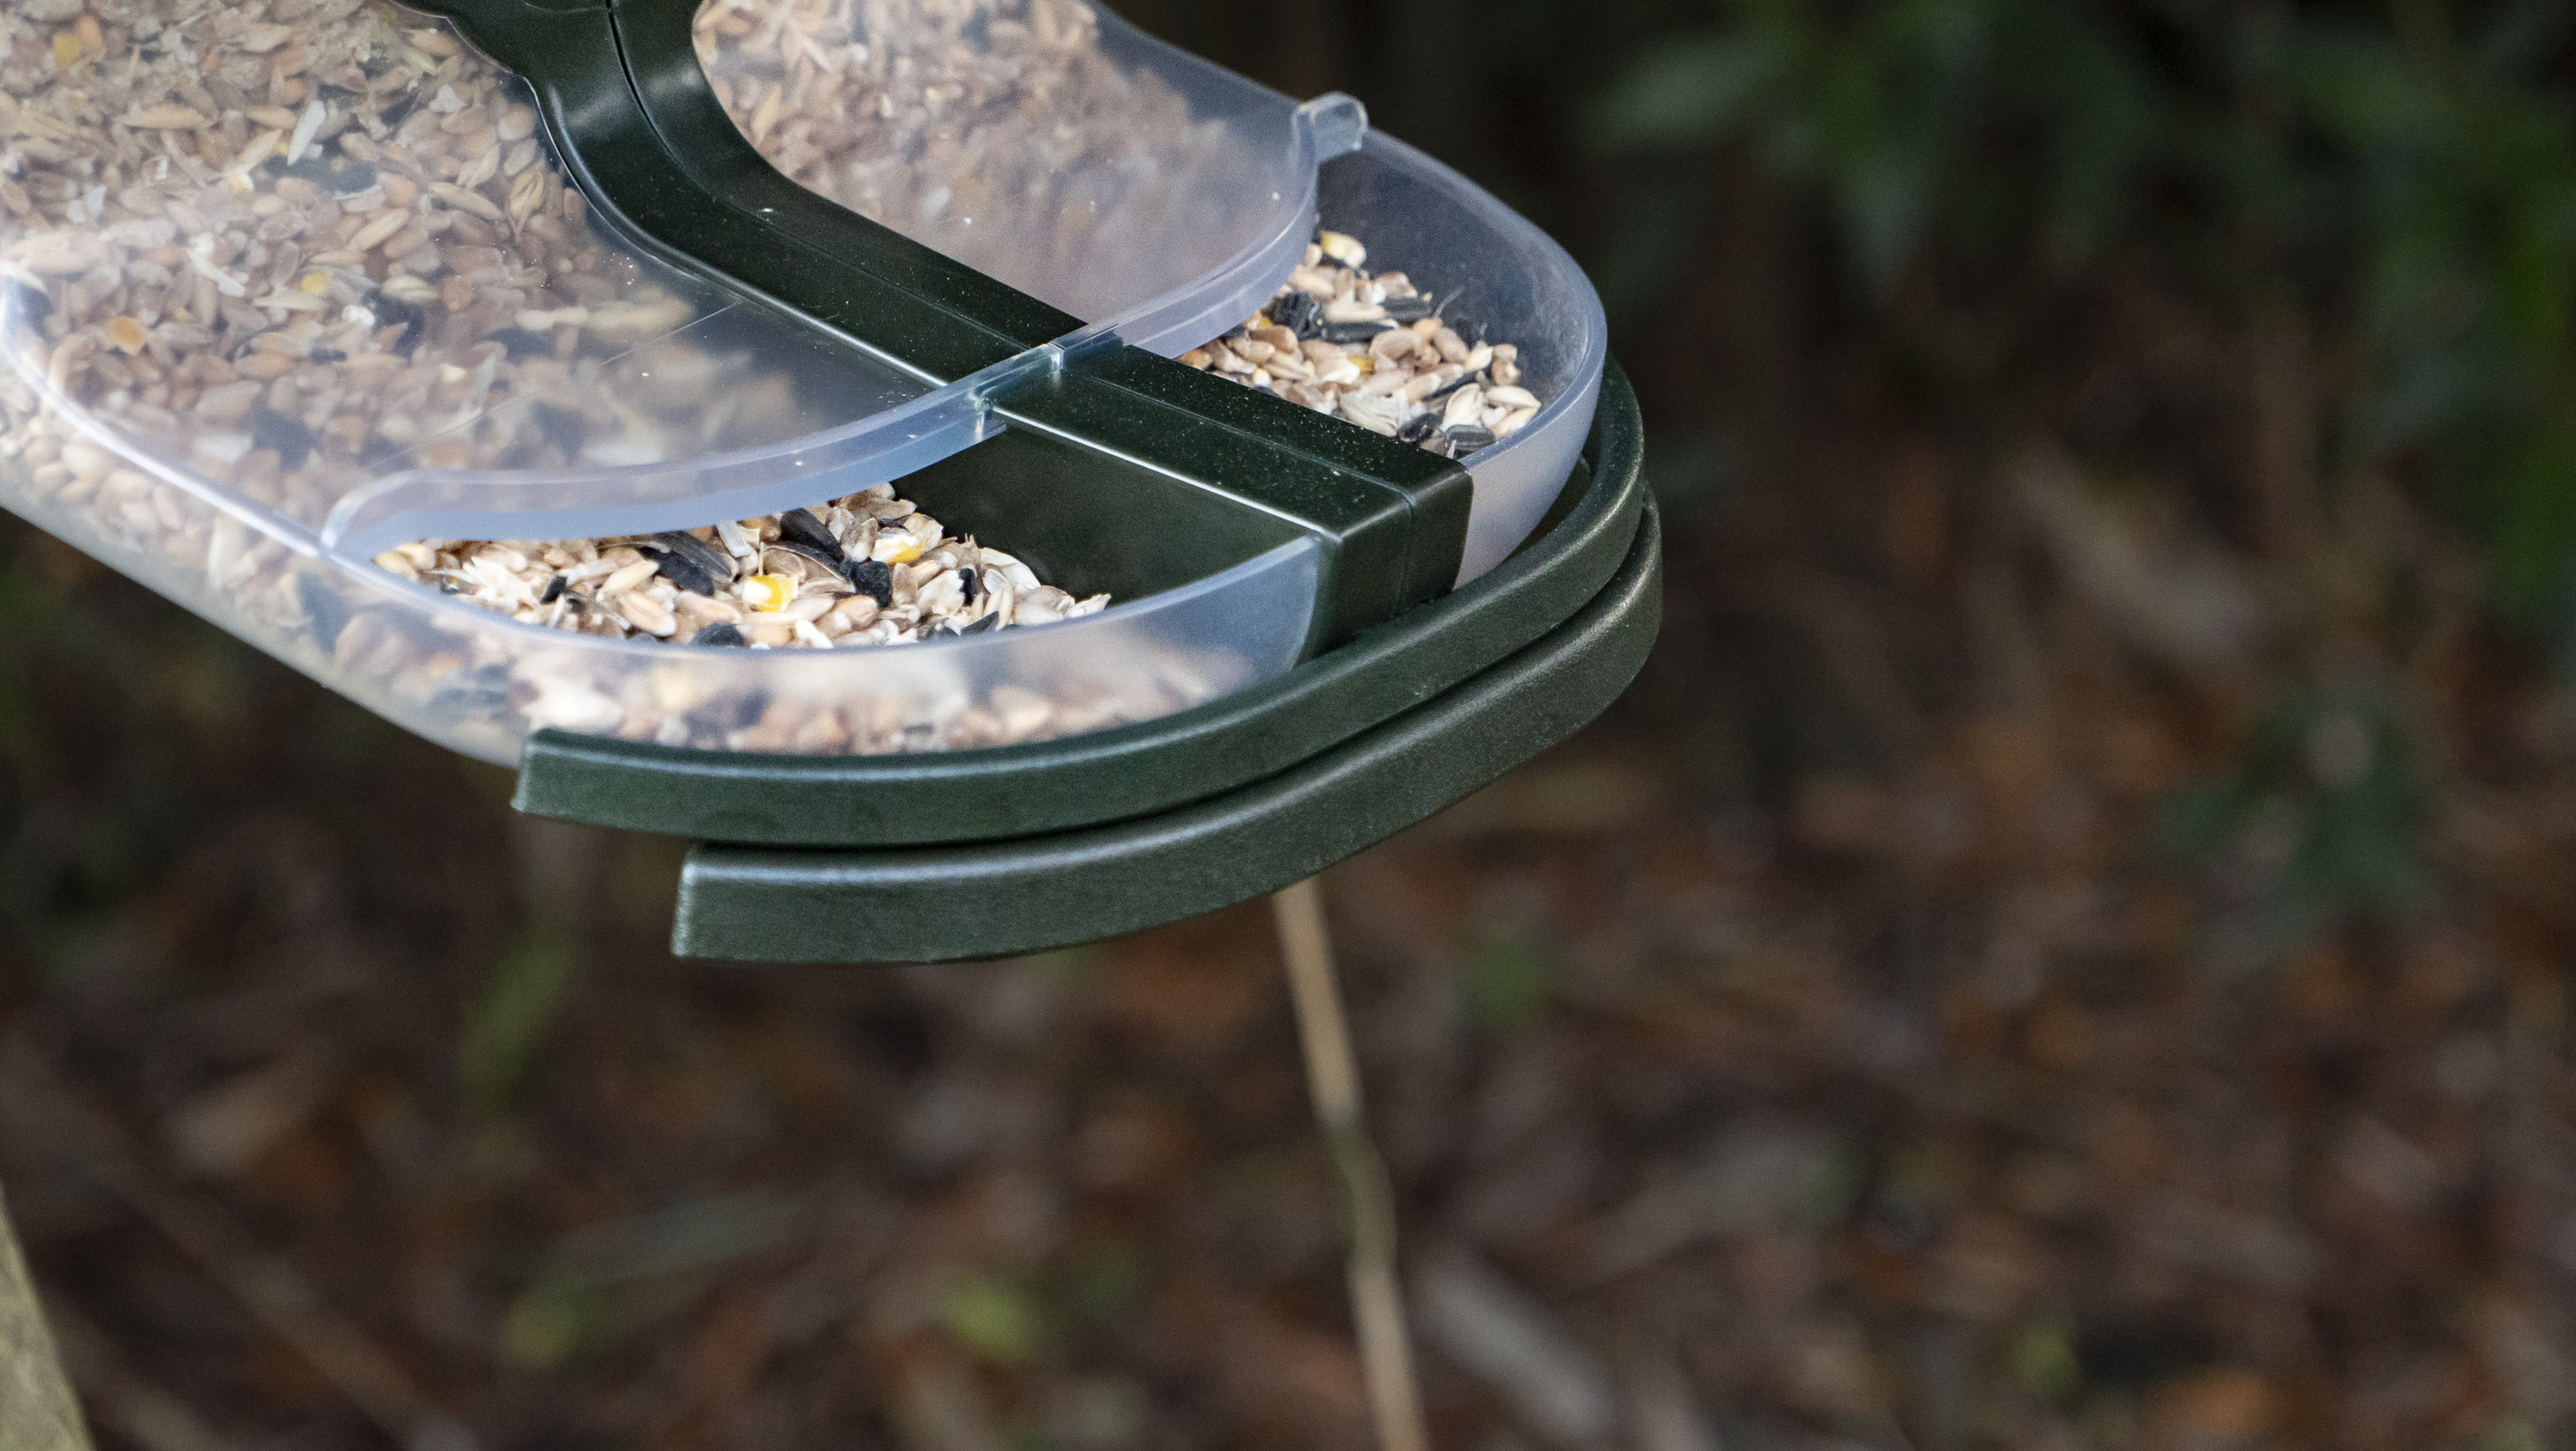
xmin=671 ymin=496 xmax=1662 ymax=963
xmin=514 ymin=364 xmax=1646 ymax=847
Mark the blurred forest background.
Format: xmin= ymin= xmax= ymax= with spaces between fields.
xmin=9 ymin=0 xmax=2576 ymax=1448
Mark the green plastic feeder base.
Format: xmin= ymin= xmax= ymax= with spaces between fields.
xmin=513 ymin=366 xmax=1658 ymax=962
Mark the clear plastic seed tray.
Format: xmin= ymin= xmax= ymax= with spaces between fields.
xmin=0 ymin=0 xmax=1602 ymax=763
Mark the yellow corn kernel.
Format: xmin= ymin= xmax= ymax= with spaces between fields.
xmin=872 ymin=534 xmax=923 ymax=565
xmin=51 ymin=32 xmax=79 ymax=70
xmin=742 ymin=573 xmax=793 ymax=611
xmin=299 ymin=271 xmax=330 ymax=295
xmin=105 ymin=316 xmax=146 ymax=353
xmin=1353 ymin=353 xmax=1376 ymax=374
xmin=1249 ymin=312 xmax=1271 ymax=331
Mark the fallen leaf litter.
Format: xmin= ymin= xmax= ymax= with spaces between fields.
xmin=0 ymin=0 xmax=1546 ymax=750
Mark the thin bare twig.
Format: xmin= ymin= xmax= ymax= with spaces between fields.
xmin=1273 ymin=877 xmax=1431 ymax=1451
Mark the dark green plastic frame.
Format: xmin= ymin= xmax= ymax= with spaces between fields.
xmin=513 ymin=370 xmax=1658 ymax=962
xmin=399 ymin=0 xmax=1472 ymax=646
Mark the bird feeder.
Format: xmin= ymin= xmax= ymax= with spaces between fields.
xmin=0 ymin=0 xmax=1657 ymax=962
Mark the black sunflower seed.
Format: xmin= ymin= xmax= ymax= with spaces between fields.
xmin=686 ymin=690 xmax=765 ymax=734
xmin=483 ymin=326 xmax=551 ymax=361
xmin=959 ymin=610 xmax=1001 ymax=634
xmin=272 ymin=155 xmax=377 ymax=198
xmin=307 ymin=347 xmax=344 ymax=363
xmin=777 ymin=507 xmax=843 ymax=559
xmin=438 ymin=661 xmax=513 ymax=712
xmin=646 ymin=531 xmax=732 ymax=594
xmin=1322 ymin=319 xmax=1391 ymax=344
xmin=647 ymin=550 xmax=715 ymax=598
xmin=1382 ymin=294 xmax=1435 ymax=322
xmin=373 ymin=294 xmax=425 ymax=356
xmin=654 ymin=529 xmax=734 ymax=580
xmin=374 ymin=87 xmax=425 ymax=130
xmin=958 ymin=566 xmax=979 ymax=604
xmin=1271 ymin=289 xmax=1323 ymax=340
xmin=845 ymin=556 xmax=895 ymax=607
xmin=4 ymin=278 xmax=52 ymax=328
xmin=690 ymin=622 xmax=747 ymax=648
xmin=252 ymin=406 xmax=312 ymax=471
xmin=1444 ymin=423 xmax=1498 ymax=453
xmin=532 ymin=403 xmax=583 ymax=457
xmin=1396 ymin=412 xmax=1441 ymax=446
xmin=295 ymin=574 xmax=349 ymax=650
xmin=539 ymin=574 xmax=566 ymax=604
